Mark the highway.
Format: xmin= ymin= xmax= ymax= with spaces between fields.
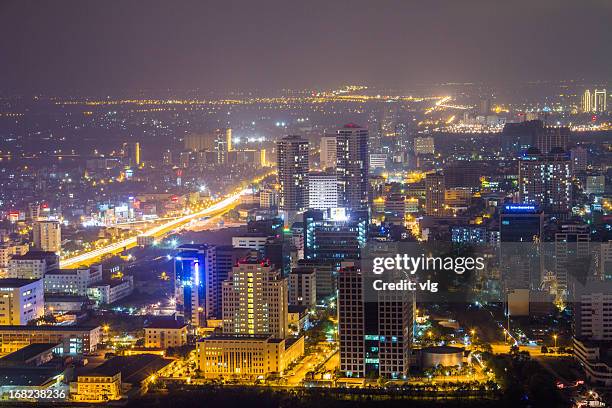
xmin=59 ymin=187 xmax=250 ymax=269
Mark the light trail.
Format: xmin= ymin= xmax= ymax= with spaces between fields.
xmin=59 ymin=188 xmax=251 ymax=269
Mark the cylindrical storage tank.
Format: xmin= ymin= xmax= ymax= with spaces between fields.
xmin=421 ymin=346 xmax=464 ymax=368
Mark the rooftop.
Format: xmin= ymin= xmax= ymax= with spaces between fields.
xmin=145 ymin=318 xmax=187 ymax=330
xmin=0 ymin=343 xmax=60 ymax=366
xmin=81 ymin=354 xmax=172 ymax=383
xmin=0 ymin=367 xmax=64 ymax=387
xmin=0 ymin=278 xmax=41 ymax=288
xmin=10 ymin=251 xmax=58 ymax=261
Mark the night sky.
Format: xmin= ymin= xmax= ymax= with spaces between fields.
xmin=0 ymin=0 xmax=610 ymax=94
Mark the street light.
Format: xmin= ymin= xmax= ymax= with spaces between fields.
xmin=553 ymin=334 xmax=558 ymax=349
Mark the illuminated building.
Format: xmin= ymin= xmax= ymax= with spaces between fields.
xmin=303 ymin=209 xmax=367 ymax=266
xmin=288 ymin=267 xmax=316 ymax=307
xmin=144 ymin=319 xmax=188 ymax=349
xmin=586 ymin=174 xmax=605 ymax=196
xmin=174 ymin=244 xmax=216 ymax=327
xmin=594 ymin=89 xmax=607 ymax=113
xmin=123 ymin=142 xmax=140 ymax=167
xmin=0 ymin=244 xmax=28 ymax=278
xmin=319 ymin=135 xmax=337 ymax=170
xmin=425 ymin=172 xmax=445 ymax=216
xmin=308 ymin=171 xmax=338 ymax=210
xmin=277 ymin=135 xmax=309 ymax=221
xmin=533 ymin=126 xmax=569 ymax=154
xmin=384 ymin=194 xmax=405 ymax=224
xmin=0 ymin=325 xmax=101 ymax=354
xmin=44 ymin=265 xmax=103 ymax=296
xmin=259 ymin=189 xmax=279 ymax=209
xmin=87 ymin=276 xmax=134 ymax=305
xmin=8 ymin=251 xmax=59 ymax=280
xmin=555 ymin=222 xmax=590 ymax=295
xmin=338 ymin=264 xmax=412 ymax=379
xmin=336 ymin=124 xmax=369 ymax=211
xmin=197 ymin=335 xmax=304 ymax=379
xmin=582 ymin=89 xmax=592 ymax=113
xmin=0 ymin=278 xmax=44 ymax=325
xmin=33 ymin=220 xmax=61 ymax=254
xmin=570 ymin=146 xmax=588 ymax=173
xmin=222 ymin=257 xmax=288 ymax=338
xmin=369 ymin=153 xmax=388 ymax=170
xmin=519 ymin=147 xmax=571 ymax=214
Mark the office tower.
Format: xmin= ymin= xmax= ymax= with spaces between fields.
xmin=174 ymin=244 xmax=216 ymax=327
xmin=184 ymin=128 xmax=232 ymax=164
xmin=33 ymin=220 xmax=61 ymax=254
xmin=336 ymin=124 xmax=369 ymax=211
xmin=338 ymin=263 xmax=412 ymax=379
xmin=288 ymin=267 xmax=316 ymax=307
xmin=533 ymin=126 xmax=569 ymax=154
xmin=586 ymin=175 xmax=605 ymax=196
xmin=570 ymin=146 xmax=588 ymax=174
xmin=277 ymin=135 xmax=309 ymax=220
xmin=320 ymin=135 xmax=337 ymax=170
xmin=555 ymin=222 xmax=590 ymax=295
xmin=0 ymin=278 xmax=44 ymax=325
xmin=123 ymin=142 xmax=140 ymax=167
xmin=308 ymin=171 xmax=338 ymax=210
xmin=207 ymin=245 xmax=248 ymax=320
xmin=425 ymin=172 xmax=445 ymax=216
xmin=303 ymin=209 xmax=367 ymax=266
xmin=594 ymin=89 xmax=607 ymax=113
xmin=519 ymin=148 xmax=571 ymax=214
xmin=413 ymin=137 xmax=435 ymax=155
xmin=582 ymin=89 xmax=592 ymax=113
xmin=338 ymin=265 xmax=365 ymax=377
xmin=222 ymin=256 xmax=288 ymax=338
xmin=500 ymin=204 xmax=544 ymax=290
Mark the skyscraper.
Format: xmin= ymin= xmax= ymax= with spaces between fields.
xmin=308 ymin=171 xmax=338 ymax=210
xmin=533 ymin=126 xmax=569 ymax=154
xmin=222 ymin=256 xmax=288 ymax=338
xmin=519 ymin=147 xmax=571 ymax=214
xmin=594 ymin=89 xmax=607 ymax=113
xmin=425 ymin=172 xmax=445 ymax=216
xmin=582 ymin=89 xmax=592 ymax=113
xmin=277 ymin=135 xmax=309 ymax=220
xmin=174 ymin=244 xmax=216 ymax=327
xmin=319 ymin=135 xmax=337 ymax=170
xmin=32 ymin=220 xmax=61 ymax=254
xmin=336 ymin=124 xmax=369 ymax=211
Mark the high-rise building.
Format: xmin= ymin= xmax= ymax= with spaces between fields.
xmin=594 ymin=89 xmax=607 ymax=113
xmin=33 ymin=220 xmax=61 ymax=254
xmin=570 ymin=146 xmax=588 ymax=174
xmin=338 ymin=263 xmax=412 ymax=379
xmin=519 ymin=147 xmax=571 ymax=214
xmin=425 ymin=172 xmax=445 ymax=216
xmin=582 ymin=89 xmax=592 ymax=113
xmin=277 ymin=135 xmax=309 ymax=219
xmin=320 ymin=135 xmax=337 ymax=170
xmin=303 ymin=210 xmax=367 ymax=266
xmin=0 ymin=278 xmax=44 ymax=325
xmin=308 ymin=171 xmax=338 ymax=210
xmin=259 ymin=189 xmax=279 ymax=209
xmin=336 ymin=124 xmax=369 ymax=211
xmin=533 ymin=126 xmax=569 ymax=154
xmin=555 ymin=222 xmax=590 ymax=295
xmin=123 ymin=142 xmax=140 ymax=167
xmin=174 ymin=244 xmax=216 ymax=327
xmin=288 ymin=267 xmax=316 ymax=308
xmin=222 ymin=257 xmax=288 ymax=338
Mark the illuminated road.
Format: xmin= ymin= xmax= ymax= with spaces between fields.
xmin=59 ymin=188 xmax=251 ymax=269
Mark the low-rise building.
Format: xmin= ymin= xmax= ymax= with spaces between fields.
xmin=44 ymin=265 xmax=103 ymax=296
xmin=0 ymin=324 xmax=101 ymax=354
xmin=8 ymin=251 xmax=59 ymax=279
xmin=87 ymin=276 xmax=133 ymax=305
xmin=144 ymin=319 xmax=187 ymax=349
xmin=197 ymin=335 xmax=304 ymax=380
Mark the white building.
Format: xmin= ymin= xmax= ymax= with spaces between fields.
xmin=288 ymin=267 xmax=316 ymax=308
xmin=8 ymin=251 xmax=59 ymax=279
xmin=319 ymin=135 xmax=337 ymax=170
xmin=33 ymin=220 xmax=62 ymax=253
xmin=87 ymin=276 xmax=134 ymax=305
xmin=0 ymin=244 xmax=28 ymax=278
xmin=232 ymin=235 xmax=268 ymax=250
xmin=586 ymin=175 xmax=605 ymax=196
xmin=308 ymin=171 xmax=338 ymax=210
xmin=369 ymin=153 xmax=388 ymax=170
xmin=44 ymin=265 xmax=103 ymax=296
xmin=0 ymin=278 xmax=44 ymax=325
